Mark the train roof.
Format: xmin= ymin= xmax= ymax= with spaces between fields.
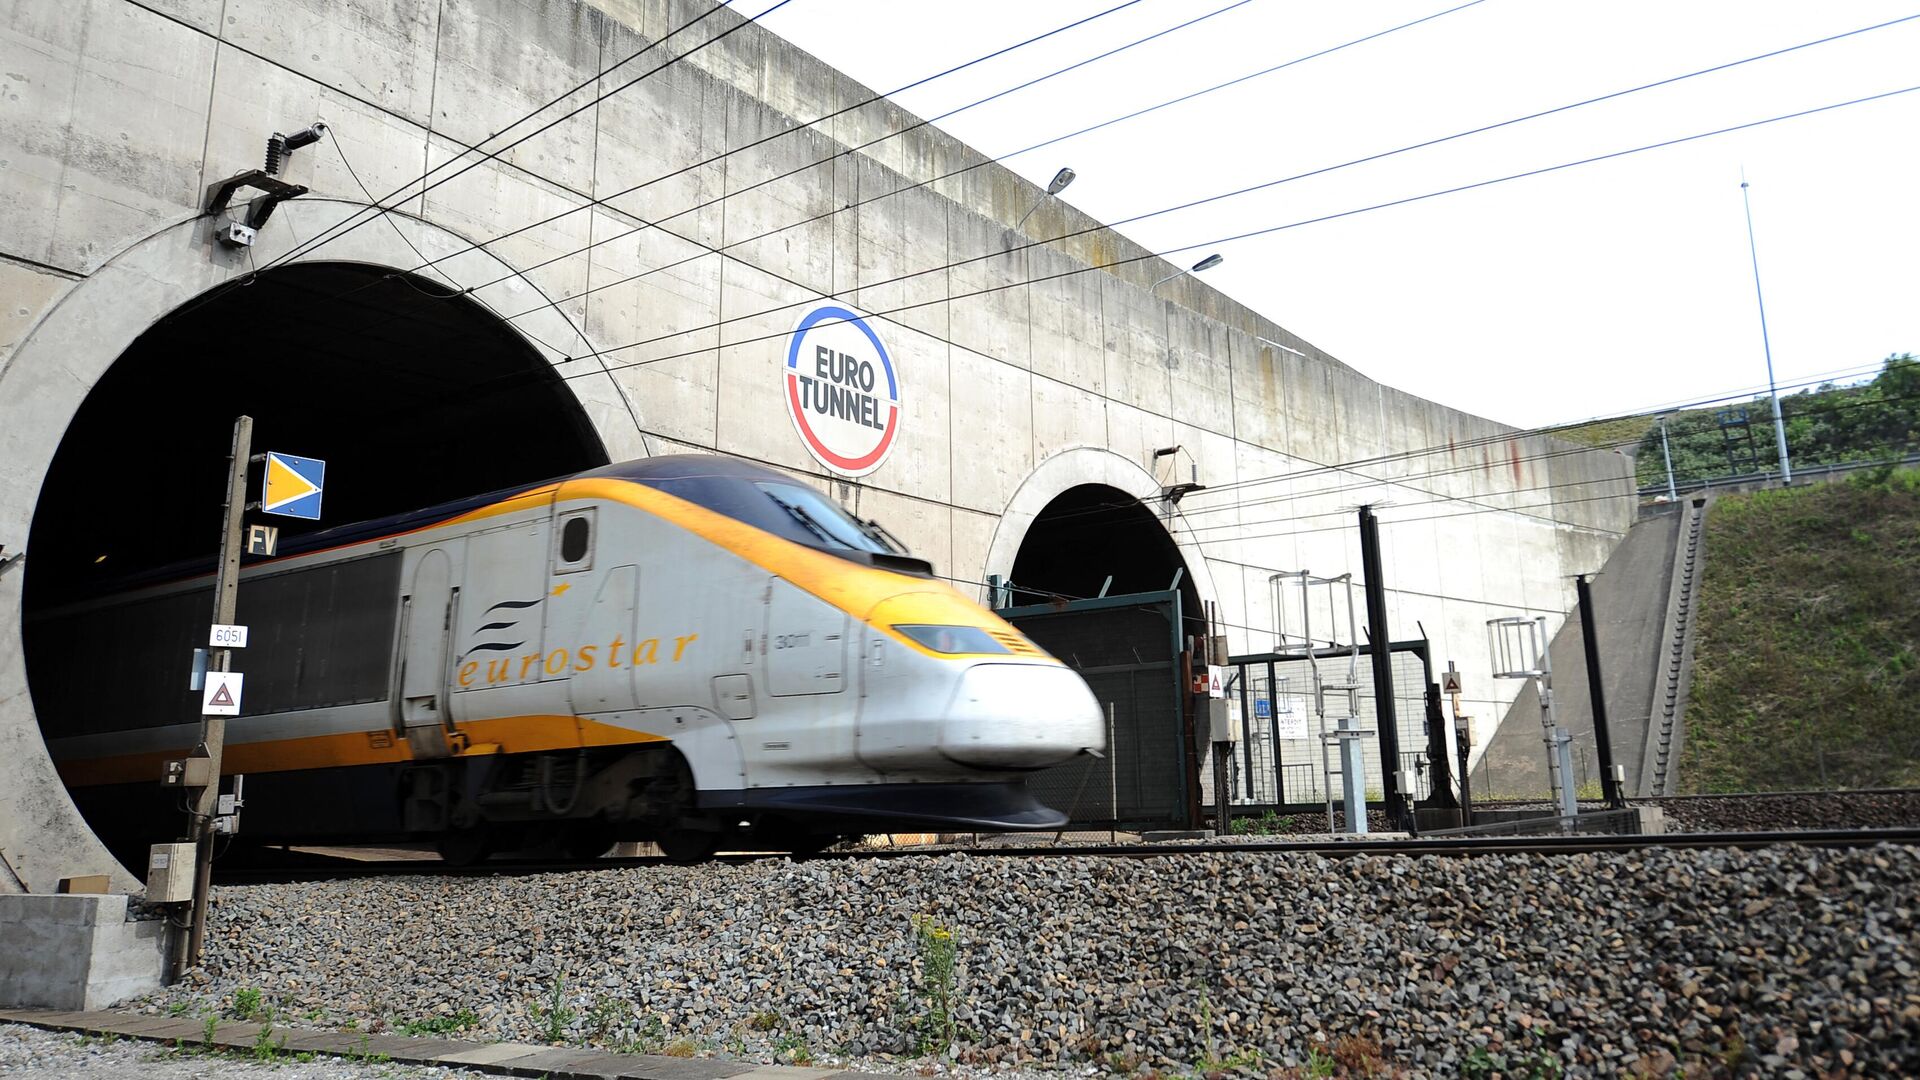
xmin=38 ymin=455 xmax=924 ymax=606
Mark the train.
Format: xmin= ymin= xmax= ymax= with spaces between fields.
xmin=29 ymin=454 xmax=1105 ymax=863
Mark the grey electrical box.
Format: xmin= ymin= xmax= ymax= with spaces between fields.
xmin=146 ymin=842 xmax=196 ymax=903
xmin=1206 ymin=697 xmax=1232 ymax=742
xmin=161 ymin=757 xmax=213 ymax=788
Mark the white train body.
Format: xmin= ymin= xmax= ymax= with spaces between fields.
xmin=38 ymin=456 xmax=1105 ymax=860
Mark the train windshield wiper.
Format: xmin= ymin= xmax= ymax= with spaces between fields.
xmin=858 ymin=516 xmax=905 ymax=554
xmin=775 ymin=501 xmax=838 ymax=547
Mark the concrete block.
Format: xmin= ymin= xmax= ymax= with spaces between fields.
xmin=1167 ymin=305 xmax=1232 ymax=435
xmin=0 ymin=894 xmax=165 ymax=1009
xmin=427 ymin=0 xmax=603 ymax=193
xmin=1027 ymin=243 xmax=1105 ymax=395
xmin=0 ymin=0 xmax=214 ymax=271
xmin=947 ymin=347 xmax=1031 ymax=514
xmin=1030 ymin=374 xmax=1104 ymax=466
xmin=221 ymin=0 xmax=440 ymax=127
xmin=946 ymin=208 xmax=1029 ymax=370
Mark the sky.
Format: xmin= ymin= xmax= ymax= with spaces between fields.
xmin=756 ymin=0 xmax=1920 ymax=428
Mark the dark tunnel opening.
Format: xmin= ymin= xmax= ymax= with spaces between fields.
xmin=21 ymin=261 xmax=609 ymax=848
xmin=1008 ymin=484 xmax=1201 ymax=625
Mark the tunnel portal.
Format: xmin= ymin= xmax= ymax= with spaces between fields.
xmin=21 ymin=261 xmax=609 ymax=851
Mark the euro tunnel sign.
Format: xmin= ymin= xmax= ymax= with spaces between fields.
xmin=262 ymin=452 xmax=325 ymax=520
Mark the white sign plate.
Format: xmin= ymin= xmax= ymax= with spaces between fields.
xmin=1442 ymin=669 xmax=1463 ymax=695
xmin=202 ymin=671 xmax=244 ymax=716
xmin=209 ymin=624 xmax=249 ymax=649
xmin=1274 ymin=694 xmax=1308 ymax=741
xmin=1206 ymin=668 xmax=1225 ymax=699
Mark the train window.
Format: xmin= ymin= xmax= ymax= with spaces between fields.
xmin=556 ymin=509 xmax=594 ymax=572
xmin=754 ymin=482 xmax=897 ymax=554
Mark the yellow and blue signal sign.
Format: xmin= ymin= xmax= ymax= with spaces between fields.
xmin=262 ymin=451 xmax=325 ymax=520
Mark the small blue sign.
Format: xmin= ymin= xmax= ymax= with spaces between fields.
xmin=1255 ymin=699 xmax=1271 ymax=719
xmin=262 ymin=451 xmax=326 ymax=520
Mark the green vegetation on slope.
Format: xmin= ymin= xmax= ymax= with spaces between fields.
xmin=1556 ymin=353 xmax=1919 ymax=489
xmin=1681 ymin=466 xmax=1920 ymax=792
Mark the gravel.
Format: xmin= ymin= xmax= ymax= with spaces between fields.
xmin=1651 ymin=790 xmax=1920 ymax=833
xmin=128 ymin=844 xmax=1920 ymax=1078
xmin=0 ymin=1022 xmax=492 ymax=1079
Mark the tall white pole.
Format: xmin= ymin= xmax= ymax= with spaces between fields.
xmin=1659 ymin=415 xmax=1678 ymax=500
xmin=1740 ymin=172 xmax=1792 ymax=483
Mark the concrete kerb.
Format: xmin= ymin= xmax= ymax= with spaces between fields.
xmin=0 ymin=199 xmax=629 ymax=897
xmin=0 ymin=1008 xmax=868 ymax=1080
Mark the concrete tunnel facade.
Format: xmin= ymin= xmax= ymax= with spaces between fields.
xmin=0 ymin=0 xmax=1635 ymax=891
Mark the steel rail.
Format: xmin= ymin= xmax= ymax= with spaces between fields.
xmin=211 ymin=827 xmax=1920 ymax=885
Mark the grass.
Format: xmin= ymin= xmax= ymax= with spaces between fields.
xmin=910 ymin=914 xmax=960 ymax=1057
xmin=1681 ymin=466 xmax=1920 ymax=791
xmin=397 ymin=1008 xmax=479 ymax=1037
xmin=1227 ymin=809 xmax=1296 ymax=835
xmin=1554 ymin=414 xmax=1654 ymax=453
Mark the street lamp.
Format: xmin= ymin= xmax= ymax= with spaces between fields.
xmin=1656 ymin=412 xmax=1678 ymax=501
xmin=1739 ymin=173 xmax=1792 ymax=484
xmin=1152 ymin=252 xmax=1224 ymax=291
xmin=1015 ymin=167 xmax=1076 ymax=230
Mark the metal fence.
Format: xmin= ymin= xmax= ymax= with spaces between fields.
xmin=1202 ymin=641 xmax=1435 ymax=812
xmin=1002 ymin=591 xmax=1189 ymax=831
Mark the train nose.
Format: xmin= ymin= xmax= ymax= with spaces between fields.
xmin=940 ymin=663 xmax=1105 ymax=770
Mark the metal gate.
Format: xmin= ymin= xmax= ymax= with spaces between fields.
xmin=999 ymin=590 xmax=1189 ymax=830
xmin=1211 ymin=640 xmax=1436 ymax=811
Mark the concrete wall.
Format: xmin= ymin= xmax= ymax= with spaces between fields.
xmin=0 ymin=894 xmax=167 ymax=1008
xmin=0 ymin=0 xmax=1635 ymax=888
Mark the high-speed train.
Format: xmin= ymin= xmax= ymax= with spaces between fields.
xmin=30 ymin=455 xmax=1105 ymax=863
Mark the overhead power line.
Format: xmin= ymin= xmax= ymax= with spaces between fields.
xmin=471 ymin=8 xmax=1911 ymax=333
xmin=506 ymin=81 xmax=1920 ymax=401
xmin=383 ymin=0 xmax=1190 ymax=281
xmin=252 ymin=0 xmax=794 ymax=280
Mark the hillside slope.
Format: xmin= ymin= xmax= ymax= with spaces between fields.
xmin=1681 ymin=467 xmax=1920 ymax=791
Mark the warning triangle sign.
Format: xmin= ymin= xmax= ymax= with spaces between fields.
xmin=202 ymin=671 xmax=243 ymax=715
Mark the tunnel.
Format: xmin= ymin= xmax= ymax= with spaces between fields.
xmin=19 ymin=260 xmax=609 ymax=855
xmin=1009 ymin=484 xmax=1201 ymax=626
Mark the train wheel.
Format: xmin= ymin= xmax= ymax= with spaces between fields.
xmin=657 ymin=828 xmax=720 ymax=865
xmin=435 ymin=827 xmax=496 ymax=867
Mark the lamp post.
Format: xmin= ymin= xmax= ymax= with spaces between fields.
xmin=1015 ymin=166 xmax=1076 ymax=230
xmin=1153 ymin=252 xmax=1224 ymax=291
xmin=1739 ymin=173 xmax=1792 ymax=484
xmin=1658 ymin=413 xmax=1678 ymax=501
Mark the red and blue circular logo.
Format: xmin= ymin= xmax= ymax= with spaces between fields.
xmin=785 ymin=305 xmax=901 ymax=477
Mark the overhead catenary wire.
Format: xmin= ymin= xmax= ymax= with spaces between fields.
xmin=244 ymin=0 xmax=792 ymax=283
xmin=385 ymin=0 xmax=1259 ymax=286
xmin=467 ymin=8 xmax=1910 ymax=333
xmin=500 ymin=82 xmax=1920 ymax=402
xmin=199 ymin=11 xmax=1913 ymax=469
xmin=265 ymin=0 xmax=1482 ymax=371
xmin=1026 ymin=362 xmax=1909 ymax=533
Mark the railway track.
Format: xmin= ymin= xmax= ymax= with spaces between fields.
xmin=212 ymin=826 xmax=1920 ymax=884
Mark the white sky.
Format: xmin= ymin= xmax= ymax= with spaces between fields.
xmin=757 ymin=0 xmax=1920 ymax=428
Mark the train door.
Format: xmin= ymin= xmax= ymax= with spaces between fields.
xmin=743 ymin=577 xmax=856 ymax=780
xmin=450 ymin=515 xmax=563 ymax=741
xmin=768 ymin=578 xmax=848 ymax=695
xmin=398 ymin=546 xmax=461 ymax=757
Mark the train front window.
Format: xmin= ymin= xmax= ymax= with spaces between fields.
xmin=754 ymin=482 xmax=898 ymax=554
